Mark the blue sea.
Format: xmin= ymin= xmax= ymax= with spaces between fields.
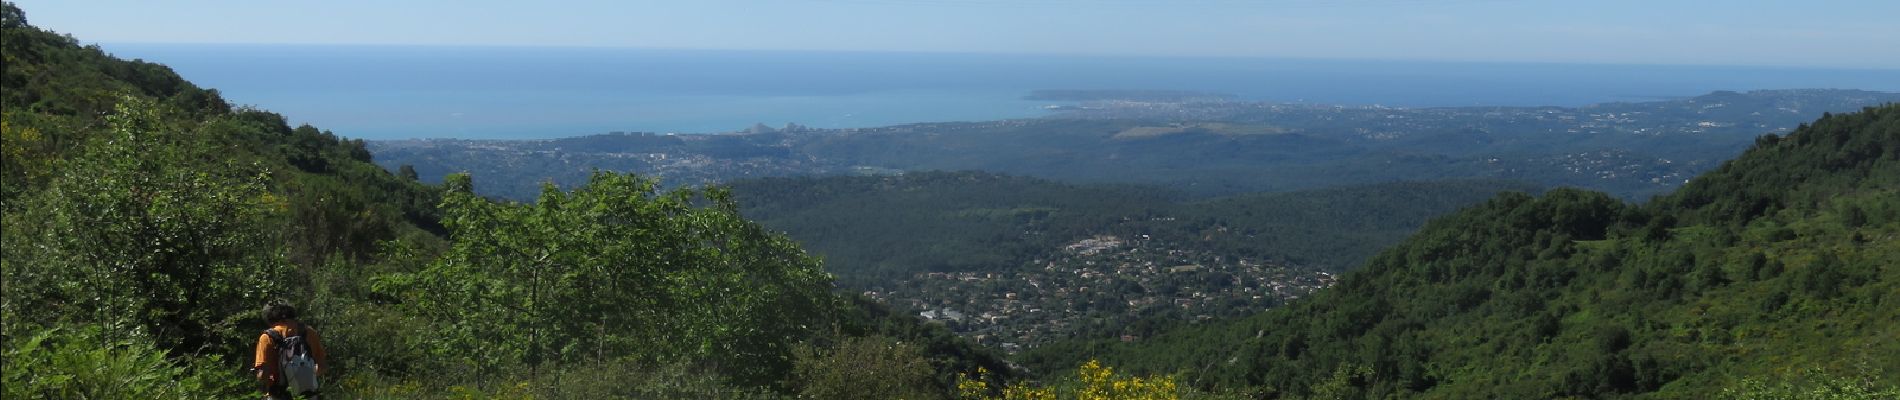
xmin=102 ymin=43 xmax=1900 ymax=140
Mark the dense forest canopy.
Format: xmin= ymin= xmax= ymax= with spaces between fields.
xmin=727 ymin=173 xmax=1537 ymax=286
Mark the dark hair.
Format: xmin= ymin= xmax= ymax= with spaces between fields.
xmin=263 ymin=303 xmax=298 ymax=323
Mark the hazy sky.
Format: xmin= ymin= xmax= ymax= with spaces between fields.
xmin=13 ymin=0 xmax=1900 ymax=68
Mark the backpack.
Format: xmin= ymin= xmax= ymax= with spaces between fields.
xmin=264 ymin=325 xmax=319 ymax=394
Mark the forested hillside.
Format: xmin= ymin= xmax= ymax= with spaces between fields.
xmin=729 ymin=173 xmax=1535 ymax=286
xmin=0 ymin=4 xmax=1009 ymax=398
xmin=725 ymin=174 xmax=1546 ymax=358
xmin=1025 ymin=105 xmax=1900 ymax=398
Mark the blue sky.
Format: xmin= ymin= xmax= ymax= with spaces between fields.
xmin=13 ymin=0 xmax=1900 ymax=68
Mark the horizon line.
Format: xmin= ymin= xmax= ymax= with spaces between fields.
xmin=94 ymin=40 xmax=1900 ymax=72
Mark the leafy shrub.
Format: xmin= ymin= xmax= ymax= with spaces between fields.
xmin=1722 ymin=367 xmax=1900 ymax=400
xmin=2 ymin=325 xmax=247 ymax=399
xmin=960 ymin=360 xmax=1223 ymax=400
xmin=792 ymin=335 xmax=941 ymax=399
xmin=330 ymin=359 xmax=786 ymax=400
xmin=376 ymin=171 xmax=836 ymax=386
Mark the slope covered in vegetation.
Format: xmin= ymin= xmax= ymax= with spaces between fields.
xmin=0 ymin=3 xmax=1006 ymax=398
xmin=1028 ymin=105 xmax=1900 ymax=398
xmin=729 ymin=172 xmax=1536 ymax=286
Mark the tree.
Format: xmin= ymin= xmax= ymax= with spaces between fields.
xmin=1 ymin=2 xmax=25 ymax=29
xmin=380 ymin=171 xmax=836 ymax=386
xmin=792 ymin=336 xmax=941 ymax=399
xmin=398 ymin=164 xmax=419 ymax=181
xmin=1 ymin=95 xmax=284 ymax=352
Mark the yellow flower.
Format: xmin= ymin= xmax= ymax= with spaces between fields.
xmin=988 ymin=359 xmax=1183 ymax=400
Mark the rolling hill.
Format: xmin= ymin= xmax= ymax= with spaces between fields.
xmin=1021 ymin=105 xmax=1900 ymax=398
xmin=0 ymin=3 xmax=1007 ymax=397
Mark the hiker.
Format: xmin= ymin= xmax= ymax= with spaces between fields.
xmin=254 ymin=303 xmax=327 ymax=400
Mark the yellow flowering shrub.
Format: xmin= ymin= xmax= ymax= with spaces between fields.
xmin=959 ymin=359 xmax=1181 ymax=400
xmin=958 ymin=367 xmax=996 ymax=399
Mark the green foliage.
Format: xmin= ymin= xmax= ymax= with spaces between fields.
xmin=1 ymin=0 xmax=229 ymax=204
xmin=2 ymin=326 xmax=248 ymax=399
xmin=1305 ymin=364 xmax=1376 ymax=400
xmin=830 ymin=295 xmax=1018 ymax=392
xmin=1033 ymin=105 xmax=1900 ymax=398
xmin=957 ymin=359 xmax=1248 ymax=400
xmin=730 ymin=172 xmax=1535 ymax=286
xmin=2 ymin=95 xmax=285 ymax=353
xmin=792 ymin=336 xmax=943 ymax=399
xmin=1721 ymin=367 xmax=1900 ymax=400
xmin=0 ymin=3 xmax=1008 ymax=397
xmin=377 ymin=171 xmax=836 ymax=385
xmin=332 ymin=359 xmax=790 ymax=400
xmin=729 ymin=171 xmax=1179 ymax=285
xmin=1661 ymin=106 xmax=1900 ymax=227
xmin=0 ymin=3 xmax=441 ymax=357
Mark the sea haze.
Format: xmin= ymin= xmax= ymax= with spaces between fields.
xmin=104 ymin=43 xmax=1900 ymax=140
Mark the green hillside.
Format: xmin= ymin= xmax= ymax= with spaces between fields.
xmin=1024 ymin=106 xmax=1900 ymax=398
xmin=728 ymin=172 xmax=1536 ymax=287
xmin=0 ymin=3 xmax=1005 ymax=398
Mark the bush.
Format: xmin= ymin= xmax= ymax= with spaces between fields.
xmin=959 ymin=360 xmax=1221 ymax=400
xmin=1722 ymin=367 xmax=1900 ymax=400
xmin=2 ymin=325 xmax=248 ymax=399
xmin=792 ymin=335 xmax=942 ymax=399
xmin=329 ymin=359 xmax=786 ymax=400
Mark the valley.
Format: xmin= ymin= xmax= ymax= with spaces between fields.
xmin=873 ymin=235 xmax=1335 ymax=354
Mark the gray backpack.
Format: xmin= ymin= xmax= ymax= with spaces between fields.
xmin=264 ymin=325 xmax=319 ymax=394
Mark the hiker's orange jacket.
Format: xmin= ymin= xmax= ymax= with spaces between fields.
xmin=254 ymin=321 xmax=327 ymax=385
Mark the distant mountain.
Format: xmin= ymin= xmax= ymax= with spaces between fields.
xmin=372 ymin=89 xmax=1900 ymax=201
xmin=1020 ymin=105 xmax=1900 ymax=398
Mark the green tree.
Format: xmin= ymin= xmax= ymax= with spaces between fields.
xmin=1 ymin=95 xmax=284 ymax=352
xmin=380 ymin=171 xmax=836 ymax=386
xmin=398 ymin=164 xmax=420 ymax=181
xmin=792 ymin=336 xmax=941 ymax=399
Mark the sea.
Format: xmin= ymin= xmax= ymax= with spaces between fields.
xmin=101 ymin=43 xmax=1900 ymax=140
